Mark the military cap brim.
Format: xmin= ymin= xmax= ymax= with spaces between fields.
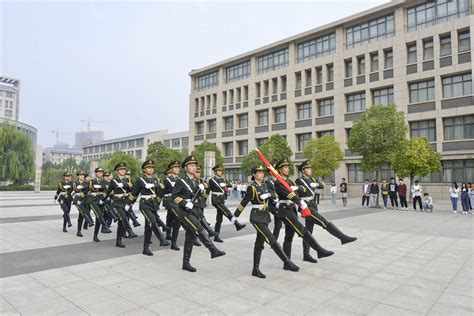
xmin=76 ymin=171 xmax=86 ymax=176
xmin=114 ymin=162 xmax=127 ymax=171
xmin=212 ymin=165 xmax=223 ymax=172
xmin=142 ymin=160 xmax=155 ymax=169
xmin=63 ymin=172 xmax=72 ymax=177
xmin=94 ymin=167 xmax=104 ymax=173
xmin=182 ymin=155 xmax=198 ymax=168
xmin=251 ymin=166 xmax=265 ymax=174
xmin=275 ymin=158 xmax=290 ymax=170
xmin=298 ymin=159 xmax=312 ymax=171
xmin=168 ymin=160 xmax=180 ymax=169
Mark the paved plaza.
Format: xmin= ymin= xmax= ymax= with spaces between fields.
xmin=0 ymin=191 xmax=473 ymax=315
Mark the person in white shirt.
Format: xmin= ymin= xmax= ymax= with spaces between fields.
xmin=361 ymin=179 xmax=370 ymax=208
xmin=411 ymin=180 xmax=423 ymax=211
xmin=449 ymin=182 xmax=460 ymax=214
xmin=330 ymin=183 xmax=337 ymax=205
xmin=422 ymin=193 xmax=433 ymax=212
xmin=240 ymin=182 xmax=247 ymax=199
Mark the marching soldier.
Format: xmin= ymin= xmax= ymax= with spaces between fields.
xmin=265 ymin=174 xmax=284 ymax=240
xmin=194 ymin=166 xmax=217 ymax=237
xmin=273 ymin=158 xmax=334 ymax=269
xmin=103 ymin=171 xmax=118 ymax=228
xmin=124 ymin=170 xmax=141 ymax=229
xmin=72 ymin=170 xmax=94 ymax=237
xmin=54 ymin=171 xmax=73 ymax=232
xmin=105 ymin=162 xmax=138 ymax=248
xmin=82 ymin=173 xmax=92 ymax=231
xmin=126 ymin=160 xmax=170 ymax=256
xmin=88 ymin=167 xmax=112 ymax=242
xmin=171 ymin=155 xmax=225 ymax=272
xmin=161 ymin=162 xmax=181 ymax=251
xmin=206 ymin=165 xmax=246 ymax=242
xmin=296 ymin=160 xmax=357 ymax=262
xmin=234 ymin=166 xmax=299 ymax=278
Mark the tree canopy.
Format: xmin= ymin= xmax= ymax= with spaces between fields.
xmin=303 ymin=135 xmax=343 ymax=178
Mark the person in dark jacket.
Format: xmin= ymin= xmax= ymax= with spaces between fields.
xmin=398 ymin=178 xmax=408 ymax=211
xmin=369 ymin=179 xmax=379 ymax=208
xmin=388 ymin=177 xmax=399 ymax=209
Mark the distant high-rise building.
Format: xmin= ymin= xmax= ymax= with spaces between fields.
xmin=75 ymin=130 xmax=104 ymax=149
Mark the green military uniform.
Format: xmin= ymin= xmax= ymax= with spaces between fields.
xmin=194 ymin=166 xmax=217 ymax=237
xmin=265 ymin=177 xmax=284 ymax=240
xmin=88 ymin=167 xmax=112 ymax=242
xmin=205 ymin=165 xmax=246 ymax=242
xmin=273 ymin=159 xmax=334 ymax=267
xmin=171 ymin=155 xmax=225 ymax=272
xmin=72 ymin=171 xmax=94 ymax=237
xmin=81 ymin=173 xmax=92 ymax=231
xmin=127 ymin=160 xmax=170 ymax=256
xmin=105 ymin=162 xmax=138 ymax=248
xmin=54 ymin=172 xmax=73 ymax=232
xmin=124 ymin=171 xmax=141 ymax=228
xmin=161 ymin=162 xmax=182 ymax=251
xmin=103 ymin=171 xmax=118 ymax=228
xmin=234 ymin=166 xmax=299 ymax=278
xmin=296 ymin=160 xmax=357 ymax=262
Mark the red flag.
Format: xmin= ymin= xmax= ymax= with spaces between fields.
xmin=255 ymin=148 xmax=311 ymax=218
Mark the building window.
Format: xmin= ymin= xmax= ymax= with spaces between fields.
xmin=295 ymin=72 xmax=302 ymax=90
xmin=384 ymin=48 xmax=393 ymax=69
xmin=407 ymin=43 xmax=417 ymax=64
xmin=256 ymin=138 xmax=268 ymax=147
xmin=196 ymin=122 xmax=204 ymax=135
xmin=370 ymin=52 xmax=379 ymax=72
xmin=137 ymin=138 xmax=144 ymax=147
xmin=224 ymin=142 xmax=233 ymax=157
xmin=326 ymin=64 xmax=334 ymax=82
xmin=442 ymin=159 xmax=474 ymax=183
xmin=297 ymin=102 xmax=312 ymax=120
xmin=196 ymin=71 xmax=218 ymax=91
xmin=281 ymin=76 xmax=287 ymax=92
xmin=304 ymin=70 xmax=312 ymax=88
xmin=357 ymin=55 xmax=366 ymax=75
xmin=135 ymin=150 xmax=142 ymax=159
xmin=257 ymin=110 xmax=269 ymax=126
xmin=409 ymin=79 xmax=435 ymax=103
xmin=410 ymin=120 xmax=437 ymax=142
xmin=440 ymin=34 xmax=452 ymax=56
xmin=372 ymin=87 xmax=394 ymax=105
xmin=423 ymin=38 xmax=434 ymax=60
xmin=346 ymin=14 xmax=394 ymax=48
xmin=297 ymin=133 xmax=312 ymax=151
xmin=345 ymin=59 xmax=353 ymax=78
xmin=318 ymin=98 xmax=334 ymax=116
xmin=347 ymin=92 xmax=366 ymax=113
xmin=208 ymin=119 xmax=216 ymax=133
xmin=238 ymin=140 xmax=248 ymax=156
xmin=182 ymin=137 xmax=189 ymax=146
xmin=274 ymin=107 xmax=287 ymax=123
xmin=458 ymin=29 xmax=471 ymax=52
xmin=444 ymin=115 xmax=474 ymax=140
xmin=317 ymin=130 xmax=334 ymax=138
xmin=238 ymin=114 xmax=248 ymax=128
xmin=224 ymin=116 xmax=233 ymax=130
xmin=442 ymin=73 xmax=472 ymax=98
xmin=297 ymin=32 xmax=336 ymax=62
xmin=348 ymin=163 xmax=394 ymax=183
xmin=407 ymin=0 xmax=470 ymax=32
xmin=257 ymin=48 xmax=289 ymax=74
xmin=225 ymin=60 xmax=250 ymax=83
xmin=171 ymin=138 xmax=181 ymax=148
xmin=315 ymin=67 xmax=323 ymax=85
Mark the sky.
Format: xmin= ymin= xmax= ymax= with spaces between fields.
xmin=1 ymin=0 xmax=390 ymax=147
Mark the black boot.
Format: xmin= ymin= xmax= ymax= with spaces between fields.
xmin=156 ymin=217 xmax=170 ymax=232
xmin=152 ymin=223 xmax=171 ymax=246
xmin=93 ymin=221 xmax=100 ymax=241
xmin=77 ymin=231 xmax=83 ymax=237
xmin=99 ymin=218 xmax=112 ymax=233
xmin=116 ymin=224 xmax=125 ymax=248
xmin=62 ymin=217 xmax=67 ymax=232
xmin=182 ymin=240 xmax=197 ymax=272
xmin=214 ymin=234 xmax=224 ymax=243
xmin=93 ymin=234 xmax=100 ymax=242
xmin=214 ymin=221 xmax=223 ymax=242
xmin=271 ymin=243 xmax=299 ymax=272
xmin=234 ymin=220 xmax=246 ymax=231
xmin=194 ymin=239 xmax=202 ymax=247
xmin=200 ymin=219 xmax=216 ymax=237
xmin=198 ymin=229 xmax=225 ymax=259
xmin=128 ymin=210 xmax=141 ymax=227
xmin=283 ymin=241 xmax=292 ymax=259
xmin=303 ymin=242 xmax=318 ymax=263
xmin=122 ymin=218 xmax=137 ymax=238
xmin=252 ymin=248 xmax=266 ymax=279
xmin=303 ymin=230 xmax=334 ymax=259
xmin=325 ymin=222 xmax=357 ymax=245
xmin=170 ymin=226 xmax=180 ymax=250
xmin=143 ymin=228 xmax=153 ymax=256
xmin=65 ymin=212 xmax=72 ymax=227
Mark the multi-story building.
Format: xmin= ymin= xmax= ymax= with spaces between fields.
xmin=74 ymin=130 xmax=104 ymax=149
xmin=189 ymin=0 xmax=473 ymax=197
xmin=0 ymin=76 xmax=37 ymax=150
xmin=82 ymin=129 xmax=189 ymax=161
xmin=40 ymin=144 xmax=83 ymax=165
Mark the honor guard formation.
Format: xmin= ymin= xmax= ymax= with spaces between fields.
xmin=54 ymin=156 xmax=357 ymax=277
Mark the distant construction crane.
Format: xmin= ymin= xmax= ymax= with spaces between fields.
xmin=51 ymin=129 xmax=73 ymax=145
xmin=81 ymin=119 xmax=118 ymax=132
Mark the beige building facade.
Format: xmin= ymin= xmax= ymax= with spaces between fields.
xmin=189 ymin=0 xmax=473 ymax=197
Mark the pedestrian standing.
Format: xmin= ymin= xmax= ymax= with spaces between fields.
xmin=449 ymin=182 xmax=460 ymax=214
xmin=460 ymin=183 xmax=471 ymax=215
xmin=330 ymin=183 xmax=337 ymax=205
xmin=422 ymin=192 xmax=433 ymax=212
xmin=468 ymin=183 xmax=473 ymax=211
xmin=361 ymin=179 xmax=370 ymax=208
xmin=340 ymin=178 xmax=348 ymax=207
xmin=388 ymin=177 xmax=399 ymax=209
xmin=398 ymin=178 xmax=408 ymax=211
xmin=380 ymin=179 xmax=389 ymax=209
xmin=411 ymin=180 xmax=423 ymax=211
xmin=369 ymin=179 xmax=379 ymax=208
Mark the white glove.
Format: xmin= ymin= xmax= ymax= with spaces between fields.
xmin=291 ymin=186 xmax=299 ymax=191
xmin=219 ymin=183 xmax=226 ymax=187
xmin=185 ymin=202 xmax=194 ymax=209
xmin=259 ymin=193 xmax=270 ymax=200
xmin=93 ymin=184 xmax=101 ymax=189
xmin=170 ymin=181 xmax=176 ymax=187
xmin=54 ymin=199 xmax=58 ymax=204
xmin=117 ymin=183 xmax=123 ymax=188
xmin=310 ymin=183 xmax=317 ymax=188
xmin=198 ymin=184 xmax=205 ymax=192
xmin=145 ymin=183 xmax=155 ymax=189
xmin=63 ymin=185 xmax=71 ymax=189
xmin=300 ymin=200 xmax=308 ymax=210
xmin=99 ymin=200 xmax=104 ymax=205
xmin=125 ymin=204 xmax=130 ymax=211
xmin=77 ymin=185 xmax=83 ymax=190
xmin=276 ymin=201 xmax=280 ymax=208
xmin=77 ymin=200 xmax=81 ymax=205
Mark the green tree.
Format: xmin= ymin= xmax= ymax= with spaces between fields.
xmin=303 ymin=135 xmax=343 ymax=179
xmin=104 ymin=151 xmax=142 ymax=179
xmin=348 ymin=104 xmax=408 ymax=177
xmin=0 ymin=122 xmax=35 ymax=184
xmin=147 ymin=141 xmax=185 ymax=177
xmin=60 ymin=157 xmax=79 ymax=175
xmin=191 ymin=141 xmax=224 ymax=169
xmin=241 ymin=134 xmax=294 ymax=176
xmin=392 ymin=137 xmax=442 ymax=182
